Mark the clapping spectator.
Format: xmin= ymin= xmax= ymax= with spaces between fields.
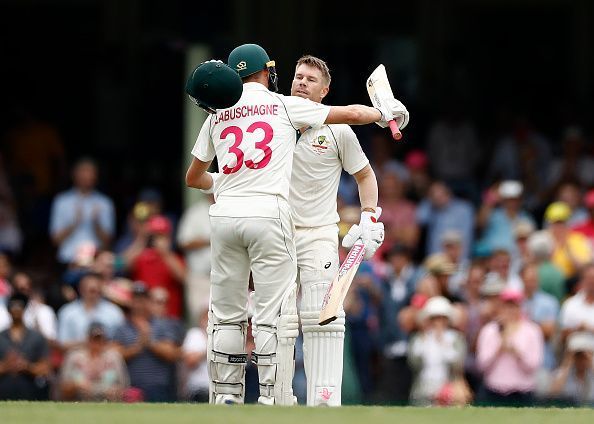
xmin=113 ymin=282 xmax=181 ymax=402
xmin=408 ymin=296 xmax=468 ymax=406
xmin=520 ymin=262 xmax=560 ymax=370
xmin=476 ymin=288 xmax=544 ymax=406
xmin=49 ymin=158 xmax=115 ymax=266
xmin=0 ymin=293 xmax=50 ymax=400
xmin=57 ymin=272 xmax=124 ymax=350
xmin=59 ymin=322 xmax=129 ymax=401
xmin=544 ymin=202 xmax=592 ymax=281
xmin=548 ymin=332 xmax=594 ymax=407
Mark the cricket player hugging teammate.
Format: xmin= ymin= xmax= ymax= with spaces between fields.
xmin=184 ymin=45 xmax=409 ymax=406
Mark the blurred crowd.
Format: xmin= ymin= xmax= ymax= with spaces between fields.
xmin=0 ymin=113 xmax=594 ymax=407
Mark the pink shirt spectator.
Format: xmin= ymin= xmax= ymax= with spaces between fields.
xmin=477 ymin=319 xmax=543 ymax=394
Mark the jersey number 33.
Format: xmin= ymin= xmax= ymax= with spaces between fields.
xmin=221 ymin=121 xmax=273 ymax=174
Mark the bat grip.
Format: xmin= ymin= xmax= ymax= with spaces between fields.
xmin=389 ymin=120 xmax=402 ymax=141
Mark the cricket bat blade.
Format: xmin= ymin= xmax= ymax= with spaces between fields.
xmin=319 ymin=242 xmax=366 ymax=325
xmin=366 ymin=64 xmax=402 ymax=141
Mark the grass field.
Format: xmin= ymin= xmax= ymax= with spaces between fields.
xmin=2 ymin=402 xmax=594 ymax=424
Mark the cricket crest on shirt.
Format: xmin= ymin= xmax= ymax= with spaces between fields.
xmin=310 ymin=135 xmax=329 ymax=155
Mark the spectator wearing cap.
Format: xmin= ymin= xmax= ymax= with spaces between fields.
xmin=476 ymin=288 xmax=544 ymax=407
xmin=124 ymin=215 xmax=186 ymax=319
xmin=408 ymin=296 xmax=468 ymax=406
xmin=0 ymin=292 xmax=50 ymax=400
xmin=527 ymin=230 xmax=566 ymax=302
xmin=417 ymin=181 xmax=475 ymax=259
xmin=374 ymin=244 xmax=422 ymax=404
xmin=520 ymin=262 xmax=559 ymax=370
xmin=59 ymin=322 xmax=129 ymax=401
xmin=510 ymin=219 xmax=536 ymax=276
xmin=572 ymin=188 xmax=594 ymax=247
xmin=57 ymin=272 xmax=124 ymax=351
xmin=112 ymin=281 xmax=181 ymax=402
xmin=49 ymin=158 xmax=115 ymax=265
xmin=477 ymin=180 xmax=536 ymax=257
xmin=548 ymin=332 xmax=594 ymax=406
xmin=378 ymin=172 xmax=419 ymax=249
xmin=176 ymin=196 xmax=213 ymax=325
xmin=559 ymin=263 xmax=594 ymax=344
xmin=544 ymin=201 xmax=592 ymax=280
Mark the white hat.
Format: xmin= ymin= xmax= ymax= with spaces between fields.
xmin=567 ymin=332 xmax=594 ymax=352
xmin=499 ymin=180 xmax=523 ymax=199
xmin=421 ymin=296 xmax=453 ymax=321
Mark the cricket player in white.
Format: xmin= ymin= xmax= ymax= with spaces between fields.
xmin=185 ymin=45 xmax=406 ymax=405
xmin=289 ymin=56 xmax=409 ymax=406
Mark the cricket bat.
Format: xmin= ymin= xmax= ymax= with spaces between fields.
xmin=366 ymin=64 xmax=402 ymax=141
xmin=318 ymin=241 xmax=366 ymax=325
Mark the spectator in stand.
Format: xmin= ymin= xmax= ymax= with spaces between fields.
xmin=124 ymin=215 xmax=185 ymax=319
xmin=559 ymin=263 xmax=594 ymax=344
xmin=378 ymin=171 xmax=419 ymax=249
xmin=426 ymin=108 xmax=481 ymax=203
xmin=59 ymin=321 xmax=129 ymax=401
xmin=374 ymin=244 xmax=421 ymax=404
xmin=180 ymin=309 xmax=209 ymax=402
xmin=0 ymin=154 xmax=22 ymax=255
xmin=49 ymin=158 xmax=115 ymax=266
xmin=510 ymin=219 xmax=536 ymax=276
xmin=113 ymin=281 xmax=181 ymax=402
xmin=114 ymin=201 xmax=153 ymax=255
xmin=572 ymin=189 xmax=594 ymax=247
xmin=408 ymin=296 xmax=468 ymax=406
xmin=176 ymin=196 xmax=213 ymax=324
xmin=548 ymin=332 xmax=594 ymax=407
xmin=554 ymin=182 xmax=588 ymax=227
xmin=488 ymin=118 xmax=552 ymax=211
xmin=476 ymin=288 xmax=544 ymax=406
xmin=477 ymin=180 xmax=536 ymax=257
xmin=0 ymin=292 xmax=50 ymax=400
xmin=547 ymin=126 xmax=594 ymax=190
xmin=404 ymin=150 xmax=431 ymax=203
xmin=0 ymin=253 xmax=12 ymax=304
xmin=439 ymin=230 xmax=470 ymax=298
xmin=57 ymin=272 xmax=124 ymax=350
xmin=544 ymin=202 xmax=592 ymax=281
xmin=527 ymin=230 xmax=566 ymax=303
xmin=486 ymin=245 xmax=523 ymax=290
xmin=343 ymin=262 xmax=381 ymax=401
xmin=417 ymin=181 xmax=474 ymax=259
xmin=520 ymin=262 xmax=560 ymax=371
xmin=148 ymin=287 xmax=185 ymax=343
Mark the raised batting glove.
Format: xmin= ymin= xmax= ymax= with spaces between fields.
xmin=199 ymin=172 xmax=219 ymax=195
xmin=375 ymin=98 xmax=409 ymax=130
xmin=342 ymin=207 xmax=384 ymax=260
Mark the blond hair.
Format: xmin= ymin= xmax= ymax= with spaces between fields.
xmin=296 ymin=55 xmax=331 ymax=85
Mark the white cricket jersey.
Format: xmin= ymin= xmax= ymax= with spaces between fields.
xmin=192 ymin=82 xmax=330 ymax=217
xmin=290 ymin=124 xmax=369 ymax=228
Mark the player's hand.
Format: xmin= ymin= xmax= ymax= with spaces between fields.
xmin=375 ymin=98 xmax=409 ymax=130
xmin=342 ymin=207 xmax=384 ymax=259
xmin=199 ymin=172 xmax=220 ymax=195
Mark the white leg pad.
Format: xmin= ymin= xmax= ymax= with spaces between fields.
xmin=301 ymin=280 xmax=345 ymax=406
xmin=252 ymin=285 xmax=299 ymax=406
xmin=207 ymin=312 xmax=248 ymax=404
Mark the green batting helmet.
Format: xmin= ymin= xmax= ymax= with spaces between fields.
xmin=228 ymin=43 xmax=278 ymax=91
xmin=185 ymin=60 xmax=243 ymax=113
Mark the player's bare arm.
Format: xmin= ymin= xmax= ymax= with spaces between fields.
xmin=353 ymin=164 xmax=378 ymax=212
xmin=325 ymin=105 xmax=383 ymax=126
xmin=185 ymin=157 xmax=213 ymax=190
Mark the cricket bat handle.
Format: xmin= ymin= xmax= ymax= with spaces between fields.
xmin=389 ymin=120 xmax=402 ymax=141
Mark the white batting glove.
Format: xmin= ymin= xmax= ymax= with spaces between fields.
xmin=375 ymin=98 xmax=409 ymax=130
xmin=199 ymin=172 xmax=219 ymax=195
xmin=342 ymin=207 xmax=384 ymax=260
